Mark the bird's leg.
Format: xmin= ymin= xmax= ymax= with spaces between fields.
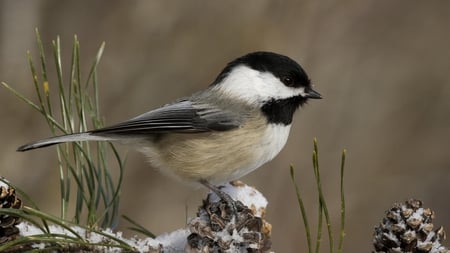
xmin=199 ymin=179 xmax=238 ymax=218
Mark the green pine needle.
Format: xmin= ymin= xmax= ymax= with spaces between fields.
xmin=1 ymin=29 xmax=131 ymax=251
xmin=290 ymin=139 xmax=347 ymax=253
xmin=290 ymin=165 xmax=313 ymax=253
xmin=122 ymin=215 xmax=156 ymax=238
xmin=338 ymin=149 xmax=346 ymax=253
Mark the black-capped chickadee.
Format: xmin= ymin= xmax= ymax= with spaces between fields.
xmin=18 ymin=51 xmax=321 ymax=187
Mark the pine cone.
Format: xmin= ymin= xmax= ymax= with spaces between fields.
xmin=0 ymin=180 xmax=23 ymax=243
xmin=186 ymin=181 xmax=272 ymax=253
xmin=373 ymin=199 xmax=449 ymax=253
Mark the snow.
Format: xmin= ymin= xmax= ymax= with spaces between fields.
xmin=13 ymin=181 xmax=268 ymax=252
xmin=16 ymin=222 xmax=193 ymax=252
xmin=0 ymin=177 xmax=10 ymax=189
xmin=155 ymin=229 xmax=190 ymax=252
xmin=17 ymin=222 xmax=172 ymax=252
xmin=207 ymin=181 xmax=268 ymax=217
xmin=17 ymin=222 xmax=45 ymax=236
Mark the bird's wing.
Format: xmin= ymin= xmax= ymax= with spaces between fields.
xmin=90 ymin=100 xmax=242 ymax=136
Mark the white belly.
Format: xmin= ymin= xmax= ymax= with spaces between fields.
xmin=227 ymin=124 xmax=291 ymax=180
xmin=140 ymin=122 xmax=291 ymax=185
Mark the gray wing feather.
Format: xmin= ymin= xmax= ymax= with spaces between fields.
xmin=91 ymin=100 xmax=241 ymax=136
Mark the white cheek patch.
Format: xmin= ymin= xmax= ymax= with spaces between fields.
xmin=216 ymin=65 xmax=306 ymax=105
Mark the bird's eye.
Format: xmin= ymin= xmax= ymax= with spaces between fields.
xmin=282 ymin=76 xmax=294 ymax=87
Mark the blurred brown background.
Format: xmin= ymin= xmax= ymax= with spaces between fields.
xmin=1 ymin=1 xmax=450 ymax=252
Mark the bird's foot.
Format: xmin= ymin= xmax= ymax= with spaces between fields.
xmin=199 ymin=179 xmax=243 ymax=220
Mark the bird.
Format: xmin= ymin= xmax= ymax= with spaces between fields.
xmin=18 ymin=51 xmax=321 ymax=191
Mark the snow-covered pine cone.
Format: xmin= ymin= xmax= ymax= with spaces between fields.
xmin=187 ymin=181 xmax=272 ymax=253
xmin=0 ymin=180 xmax=23 ymax=243
xmin=373 ymin=199 xmax=449 ymax=253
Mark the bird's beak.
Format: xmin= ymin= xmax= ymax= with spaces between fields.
xmin=304 ymin=88 xmax=322 ymax=99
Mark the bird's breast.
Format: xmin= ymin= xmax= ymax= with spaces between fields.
xmin=139 ymin=118 xmax=291 ymax=184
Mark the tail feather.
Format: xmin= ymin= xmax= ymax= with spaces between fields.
xmin=17 ymin=132 xmax=115 ymax=152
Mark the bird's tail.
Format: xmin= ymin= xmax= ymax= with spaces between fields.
xmin=17 ymin=132 xmax=116 ymax=152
